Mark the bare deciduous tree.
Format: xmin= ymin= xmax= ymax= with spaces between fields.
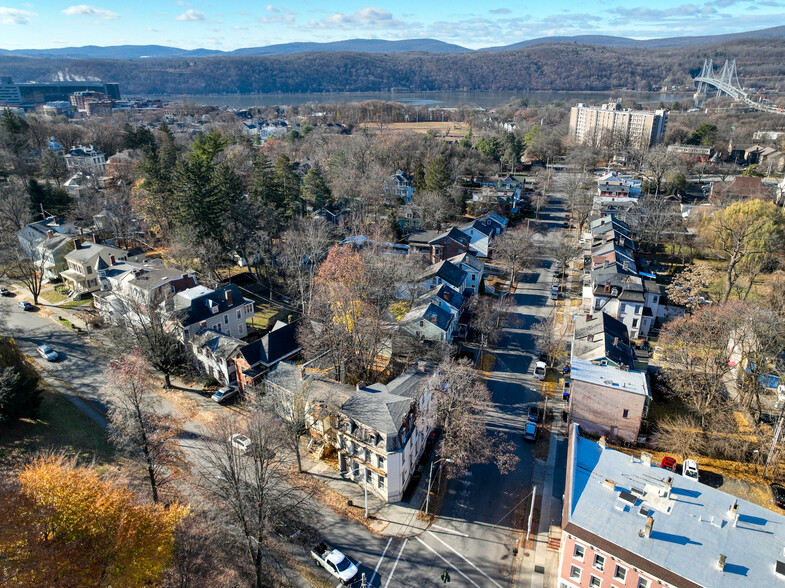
xmin=532 ymin=312 xmax=571 ymax=367
xmin=277 ymin=217 xmax=334 ymax=315
xmin=199 ymin=413 xmax=315 ymax=588
xmin=105 ymin=351 xmax=188 ymax=503
xmin=493 ymin=225 xmax=538 ymax=289
xmin=665 ymin=264 xmax=717 ymax=313
xmin=431 ymin=358 xmax=519 ymax=477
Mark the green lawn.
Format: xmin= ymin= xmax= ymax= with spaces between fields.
xmin=0 ymin=386 xmax=114 ymax=470
xmin=59 ymin=298 xmax=93 ymax=309
xmin=247 ymin=303 xmax=289 ymax=330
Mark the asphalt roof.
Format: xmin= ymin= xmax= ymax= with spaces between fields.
xmin=402 ymin=301 xmax=453 ymax=333
xmin=172 ymin=284 xmax=247 ymax=326
xmin=193 ymin=329 xmax=244 ymax=360
xmin=239 ymin=320 xmax=300 ymax=367
xmin=448 ymin=252 xmax=484 ymax=272
xmin=566 ymin=428 xmax=785 ymax=588
xmin=339 ymin=361 xmax=436 ymax=436
xmin=419 ymin=260 xmax=467 ymax=289
xmin=572 ymin=313 xmax=636 ymax=369
xmin=65 ymin=242 xmax=127 ymax=263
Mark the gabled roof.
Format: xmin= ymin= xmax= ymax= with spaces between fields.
xmin=430 ymin=283 xmax=466 ymax=310
xmin=65 ymin=242 xmax=127 ymax=264
xmin=419 ymin=260 xmax=468 ymax=289
xmin=572 ymin=312 xmax=635 ymax=368
xmin=239 ymin=320 xmax=300 ymax=368
xmin=459 ymin=219 xmax=496 ymax=237
xmin=192 ymin=329 xmax=244 ymax=360
xmin=448 ymin=252 xmax=484 ymax=272
xmin=339 ymin=360 xmax=437 ymax=435
xmin=432 ymin=227 xmax=471 ymax=247
xmin=402 ymin=301 xmax=453 ymax=333
xmin=479 ymin=210 xmax=509 ymax=229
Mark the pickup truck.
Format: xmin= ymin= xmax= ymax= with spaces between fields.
xmin=311 ymin=542 xmax=359 ymax=585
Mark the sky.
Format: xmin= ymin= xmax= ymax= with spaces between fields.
xmin=0 ymin=0 xmax=784 ymax=50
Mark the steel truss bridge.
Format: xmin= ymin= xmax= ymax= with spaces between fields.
xmin=693 ymin=59 xmax=784 ymax=114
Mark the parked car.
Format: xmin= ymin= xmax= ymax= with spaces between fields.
xmin=36 ymin=344 xmax=58 ymax=361
xmin=311 ymin=543 xmax=359 ymax=585
xmin=550 ymin=289 xmax=558 ymax=300
xmin=0 ymin=287 xmax=10 ymax=296
xmin=211 ymin=385 xmax=238 ymax=404
xmin=562 ymin=379 xmax=571 ymax=400
xmin=660 ymin=456 xmax=677 ymax=472
xmin=523 ymin=420 xmax=538 ymax=442
xmin=229 ymin=433 xmax=252 ymax=453
xmin=682 ymin=458 xmax=699 ymax=480
xmin=562 ymin=221 xmax=570 ymax=228
xmin=17 ymin=301 xmax=33 ymax=311
xmin=771 ymin=483 xmax=785 ymax=509
xmin=527 ymin=404 xmax=541 ymax=423
xmin=534 ymin=361 xmax=547 ymax=380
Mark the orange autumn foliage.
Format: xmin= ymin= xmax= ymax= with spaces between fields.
xmin=0 ymin=455 xmax=188 ymax=587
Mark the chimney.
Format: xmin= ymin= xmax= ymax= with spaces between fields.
xmin=664 ymin=476 xmax=673 ymax=498
xmin=587 ymin=334 xmax=594 ymax=342
xmin=717 ymin=554 xmax=727 ymax=571
xmin=613 ymin=337 xmax=619 ymax=346
xmin=73 ymin=238 xmax=82 ymax=250
xmin=644 ymin=515 xmax=654 ymax=538
xmin=586 ymin=314 xmax=593 ymax=321
xmin=604 ymin=259 xmax=609 ymax=268
xmin=92 ymin=233 xmax=101 ymax=244
xmin=604 ymin=281 xmax=611 ymax=293
xmin=225 ymin=288 xmax=233 ymax=306
xmin=46 ymin=229 xmax=54 ymax=238
xmin=598 ymin=436 xmax=607 ymax=449
xmin=729 ymin=501 xmax=739 ymax=526
xmin=417 ymin=360 xmax=427 ymax=373
xmin=109 ymin=255 xmax=115 ymax=265
xmin=641 ymin=452 xmax=652 ymax=466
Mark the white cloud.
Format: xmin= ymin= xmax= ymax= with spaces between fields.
xmin=176 ymin=8 xmax=206 ymax=20
xmin=147 ymin=26 xmax=158 ymax=32
xmin=233 ymin=25 xmax=248 ymax=30
xmin=311 ymin=6 xmax=404 ymax=29
xmin=613 ymin=3 xmax=717 ymax=18
xmin=61 ymin=5 xmax=120 ymax=19
xmin=266 ymin=5 xmax=279 ymax=12
xmin=490 ymin=8 xmax=511 ymax=14
xmin=0 ymin=7 xmax=36 ymax=24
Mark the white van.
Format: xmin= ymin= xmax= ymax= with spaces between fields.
xmin=682 ymin=459 xmax=699 ymax=481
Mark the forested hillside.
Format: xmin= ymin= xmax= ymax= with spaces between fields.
xmin=1 ymin=38 xmax=784 ymax=95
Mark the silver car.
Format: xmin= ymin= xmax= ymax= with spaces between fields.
xmin=36 ymin=344 xmax=58 ymax=361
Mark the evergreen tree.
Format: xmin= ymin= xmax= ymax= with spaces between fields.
xmin=302 ymin=168 xmax=331 ymax=210
xmin=27 ymin=179 xmax=72 ymax=217
xmin=424 ymin=156 xmax=452 ymax=195
xmin=250 ymin=151 xmax=284 ymax=208
xmin=413 ymin=160 xmax=426 ymax=192
xmin=274 ymin=154 xmax=302 ymax=216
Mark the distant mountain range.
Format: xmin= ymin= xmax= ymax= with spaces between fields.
xmin=2 ymin=25 xmax=784 ymax=59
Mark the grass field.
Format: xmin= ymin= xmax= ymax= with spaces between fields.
xmin=0 ymin=385 xmax=114 ymax=472
xmin=359 ymin=121 xmax=470 ymax=140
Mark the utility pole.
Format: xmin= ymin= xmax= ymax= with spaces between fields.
xmin=764 ymin=400 xmax=785 ymax=478
xmin=526 ymin=485 xmax=537 ymax=542
xmin=364 ymin=466 xmax=369 ymax=519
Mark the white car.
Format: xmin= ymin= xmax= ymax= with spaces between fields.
xmin=229 ymin=433 xmax=252 ymax=454
xmin=211 ymin=385 xmax=238 ymax=404
xmin=311 ymin=543 xmax=359 ymax=585
xmin=682 ymin=458 xmax=699 ymax=481
xmin=36 ymin=345 xmax=58 ymax=361
xmin=534 ymin=361 xmax=547 ymax=380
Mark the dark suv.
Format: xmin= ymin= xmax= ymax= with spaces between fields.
xmin=527 ymin=404 xmax=541 ymax=423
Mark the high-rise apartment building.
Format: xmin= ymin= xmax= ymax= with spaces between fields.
xmin=569 ymin=102 xmax=668 ymax=151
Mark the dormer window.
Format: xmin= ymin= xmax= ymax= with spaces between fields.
xmin=611 ymin=288 xmax=619 ymax=296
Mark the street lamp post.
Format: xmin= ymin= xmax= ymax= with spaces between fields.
xmin=425 ymin=457 xmax=454 ymax=516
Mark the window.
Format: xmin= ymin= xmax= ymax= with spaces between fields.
xmin=589 ymin=576 xmax=602 ymax=588
xmin=378 ymin=455 xmax=385 ymax=469
xmin=635 ymin=305 xmax=641 ymax=314
xmin=593 ymin=554 xmax=605 ymax=572
xmin=620 ymin=303 xmax=626 ymax=312
xmin=237 ymin=325 xmax=244 ymax=336
xmin=569 ymin=565 xmax=582 ymax=580
xmin=224 ymin=315 xmax=229 ymax=325
xmin=86 ymin=266 xmax=92 ymax=274
xmin=637 ymin=579 xmax=650 ymax=588
xmin=420 ymin=320 xmax=424 ymax=327
xmin=623 ymin=409 xmax=629 ymax=418
xmin=614 ymin=565 xmax=627 ymax=581
xmin=245 ymin=303 xmax=253 ymax=314
xmin=366 ymin=468 xmax=372 ymax=482
xmin=378 ymin=475 xmax=385 ymax=489
xmin=237 ymin=309 xmax=242 ymax=320
xmin=573 ymin=544 xmax=585 ymax=561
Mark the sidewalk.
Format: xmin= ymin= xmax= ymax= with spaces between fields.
xmin=299 ymin=450 xmax=433 ymax=538
xmin=515 ymin=401 xmax=568 ymax=588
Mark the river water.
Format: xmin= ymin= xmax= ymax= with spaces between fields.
xmin=141 ymin=90 xmax=686 ymax=109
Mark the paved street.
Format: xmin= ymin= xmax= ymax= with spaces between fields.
xmin=1 ymin=194 xmax=569 ymax=587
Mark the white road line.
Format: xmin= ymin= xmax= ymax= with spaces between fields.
xmin=426 ymin=531 xmax=504 ymax=588
xmin=413 ymin=536 xmax=480 ymax=588
xmin=368 ymin=537 xmax=393 ymax=586
xmin=383 ymin=538 xmax=407 ymax=588
xmin=431 ymin=524 xmax=469 ymax=537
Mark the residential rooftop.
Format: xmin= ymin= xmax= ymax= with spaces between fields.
xmin=565 ymin=427 xmax=785 ymax=588
xmin=569 ymin=358 xmax=649 ymax=397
